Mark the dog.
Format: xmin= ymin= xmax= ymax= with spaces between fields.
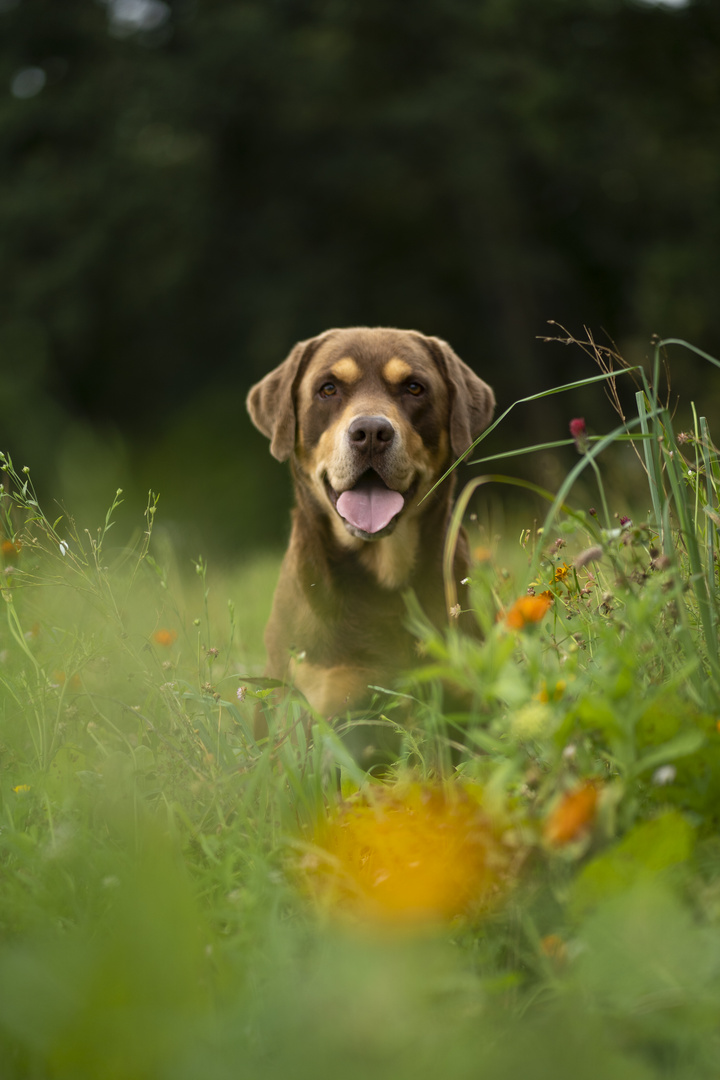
xmin=247 ymin=327 xmax=494 ymax=737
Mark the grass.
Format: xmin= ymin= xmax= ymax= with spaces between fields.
xmin=2 ymin=334 xmax=720 ymax=1078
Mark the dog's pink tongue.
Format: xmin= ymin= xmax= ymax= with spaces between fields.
xmin=336 ymin=475 xmax=404 ymax=534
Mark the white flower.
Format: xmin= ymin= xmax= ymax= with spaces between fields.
xmin=58 ymin=540 xmax=69 ymax=556
xmin=652 ymin=764 xmax=676 ymax=786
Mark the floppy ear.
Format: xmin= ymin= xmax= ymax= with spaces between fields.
xmin=246 ymin=335 xmax=325 ymax=461
xmin=421 ymin=335 xmax=495 ymax=460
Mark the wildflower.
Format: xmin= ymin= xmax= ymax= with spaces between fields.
xmin=473 ymin=545 xmax=493 ymax=563
xmin=152 ymin=628 xmax=178 ymax=647
xmin=1 ymin=539 xmax=20 ymax=563
xmin=449 ymin=603 xmax=461 ymax=619
xmin=544 ymin=782 xmax=598 ymax=846
xmin=236 ymin=686 xmax=247 ymax=702
xmin=619 ymin=515 xmax=631 ymax=527
xmin=554 ymin=563 xmax=571 ymax=583
xmin=537 ymin=679 xmax=567 ymax=704
xmin=300 ymin=782 xmax=516 ymax=925
xmin=13 ymin=784 xmax=31 ymax=794
xmin=58 ymin=540 xmax=69 ymax=556
xmin=511 ymin=702 xmax=551 ymax=739
xmin=504 ymin=594 xmax=552 ymax=629
xmin=52 ymin=671 xmax=81 ymax=691
xmin=540 ymin=933 xmax=567 ymax=965
xmin=652 ymin=764 xmax=676 ymax=786
xmin=573 ymin=546 xmax=603 ymax=570
xmin=569 ymin=417 xmax=588 ymax=453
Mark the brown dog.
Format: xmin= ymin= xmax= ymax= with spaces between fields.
xmin=247 ymin=327 xmax=494 ymax=728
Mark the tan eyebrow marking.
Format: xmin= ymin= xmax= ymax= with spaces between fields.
xmin=383 ymin=357 xmax=413 ymax=384
xmin=330 ymin=356 xmax=361 ymax=383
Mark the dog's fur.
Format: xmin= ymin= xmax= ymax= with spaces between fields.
xmin=247 ymin=327 xmax=494 ymax=725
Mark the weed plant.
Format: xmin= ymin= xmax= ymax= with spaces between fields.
xmin=2 ymin=336 xmax=720 ymax=1078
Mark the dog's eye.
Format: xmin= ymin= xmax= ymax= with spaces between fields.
xmin=406 ymin=381 xmax=425 ymax=396
xmin=319 ymin=382 xmax=337 ymax=398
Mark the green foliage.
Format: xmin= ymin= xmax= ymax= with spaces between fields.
xmin=3 ymin=340 xmax=720 ymax=1077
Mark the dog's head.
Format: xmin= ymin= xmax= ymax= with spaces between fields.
xmin=247 ymin=327 xmax=494 ymax=543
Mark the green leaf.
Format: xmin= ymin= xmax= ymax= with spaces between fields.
xmin=571 ymin=811 xmax=694 ymax=917
xmin=629 ymin=729 xmax=706 ymax=780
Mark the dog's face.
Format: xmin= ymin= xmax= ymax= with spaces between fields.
xmin=247 ymin=327 xmax=495 ymax=545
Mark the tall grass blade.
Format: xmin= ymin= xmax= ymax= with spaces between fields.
xmin=425 ymin=367 xmax=643 ymax=501
xmin=636 ymin=390 xmax=666 ymax=550
xmin=700 ymin=416 xmax=716 ymax=598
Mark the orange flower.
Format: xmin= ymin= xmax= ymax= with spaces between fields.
xmin=52 ymin=670 xmax=82 ymax=691
xmin=152 ymin=628 xmax=178 ymax=647
xmin=473 ymin=545 xmax=493 ymax=563
xmin=1 ymin=539 xmax=20 ymax=563
xmin=504 ymin=594 xmax=552 ymax=630
xmin=299 ymin=782 xmax=515 ymax=925
xmin=544 ymin=783 xmax=598 ymax=846
xmin=540 ymin=933 xmax=567 ymax=964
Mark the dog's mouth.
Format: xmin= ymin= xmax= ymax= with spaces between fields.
xmin=325 ymin=470 xmax=415 ymax=538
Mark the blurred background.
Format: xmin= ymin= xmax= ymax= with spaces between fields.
xmin=1 ymin=0 xmax=719 ymax=557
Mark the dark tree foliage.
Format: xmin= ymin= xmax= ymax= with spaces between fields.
xmin=1 ymin=0 xmax=719 ymax=548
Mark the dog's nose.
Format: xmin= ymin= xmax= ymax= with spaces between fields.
xmin=347 ymin=415 xmax=395 ymax=453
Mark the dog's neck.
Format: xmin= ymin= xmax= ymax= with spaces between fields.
xmin=357 ymin=515 xmax=421 ymax=590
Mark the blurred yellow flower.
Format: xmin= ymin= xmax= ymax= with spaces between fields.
xmin=299 ymin=782 xmax=517 ymax=926
xmin=537 ymin=678 xmax=567 ymax=703
xmin=12 ymin=784 xmax=31 ymax=794
xmin=504 ymin=594 xmax=552 ymax=630
xmin=1 ymin=539 xmax=20 ymax=563
xmin=152 ymin=628 xmax=178 ymax=647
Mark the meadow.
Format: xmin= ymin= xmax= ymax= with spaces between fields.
xmin=2 ymin=335 xmax=720 ymax=1079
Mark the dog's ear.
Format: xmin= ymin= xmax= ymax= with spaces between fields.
xmin=247 ymin=335 xmax=326 ymax=461
xmin=421 ymin=335 xmax=495 ymax=460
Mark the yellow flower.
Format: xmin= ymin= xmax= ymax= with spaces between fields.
xmin=504 ymin=594 xmax=552 ymax=630
xmin=554 ymin=563 xmax=571 ymax=583
xmin=299 ymin=782 xmax=516 ymax=926
xmin=152 ymin=628 xmax=178 ymax=647
xmin=12 ymin=784 xmax=31 ymax=794
xmin=1 ymin=539 xmax=21 ymax=563
xmin=536 ymin=679 xmax=567 ymax=704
